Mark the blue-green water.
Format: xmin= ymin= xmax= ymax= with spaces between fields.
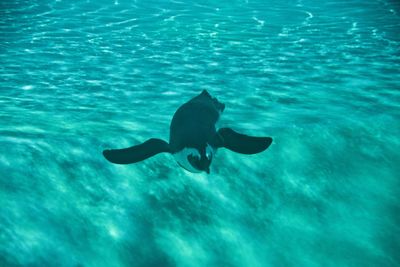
xmin=1 ymin=0 xmax=400 ymax=266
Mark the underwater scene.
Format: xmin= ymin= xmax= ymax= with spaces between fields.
xmin=1 ymin=0 xmax=400 ymax=266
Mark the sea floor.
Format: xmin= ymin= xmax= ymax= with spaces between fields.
xmin=1 ymin=0 xmax=400 ymax=266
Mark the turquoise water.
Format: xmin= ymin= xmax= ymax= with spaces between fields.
xmin=1 ymin=0 xmax=400 ymax=266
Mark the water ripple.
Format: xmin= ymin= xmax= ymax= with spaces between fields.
xmin=1 ymin=0 xmax=400 ymax=266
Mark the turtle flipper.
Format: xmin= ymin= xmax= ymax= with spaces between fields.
xmin=217 ymin=128 xmax=272 ymax=154
xmin=103 ymin=138 xmax=170 ymax=164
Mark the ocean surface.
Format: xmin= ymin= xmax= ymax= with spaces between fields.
xmin=1 ymin=0 xmax=400 ymax=266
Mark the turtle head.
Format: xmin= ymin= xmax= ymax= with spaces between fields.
xmin=186 ymin=144 xmax=215 ymax=174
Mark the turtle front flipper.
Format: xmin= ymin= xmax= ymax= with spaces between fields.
xmin=216 ymin=128 xmax=272 ymax=154
xmin=103 ymin=138 xmax=170 ymax=164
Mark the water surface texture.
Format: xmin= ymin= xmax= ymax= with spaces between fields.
xmin=1 ymin=0 xmax=400 ymax=266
